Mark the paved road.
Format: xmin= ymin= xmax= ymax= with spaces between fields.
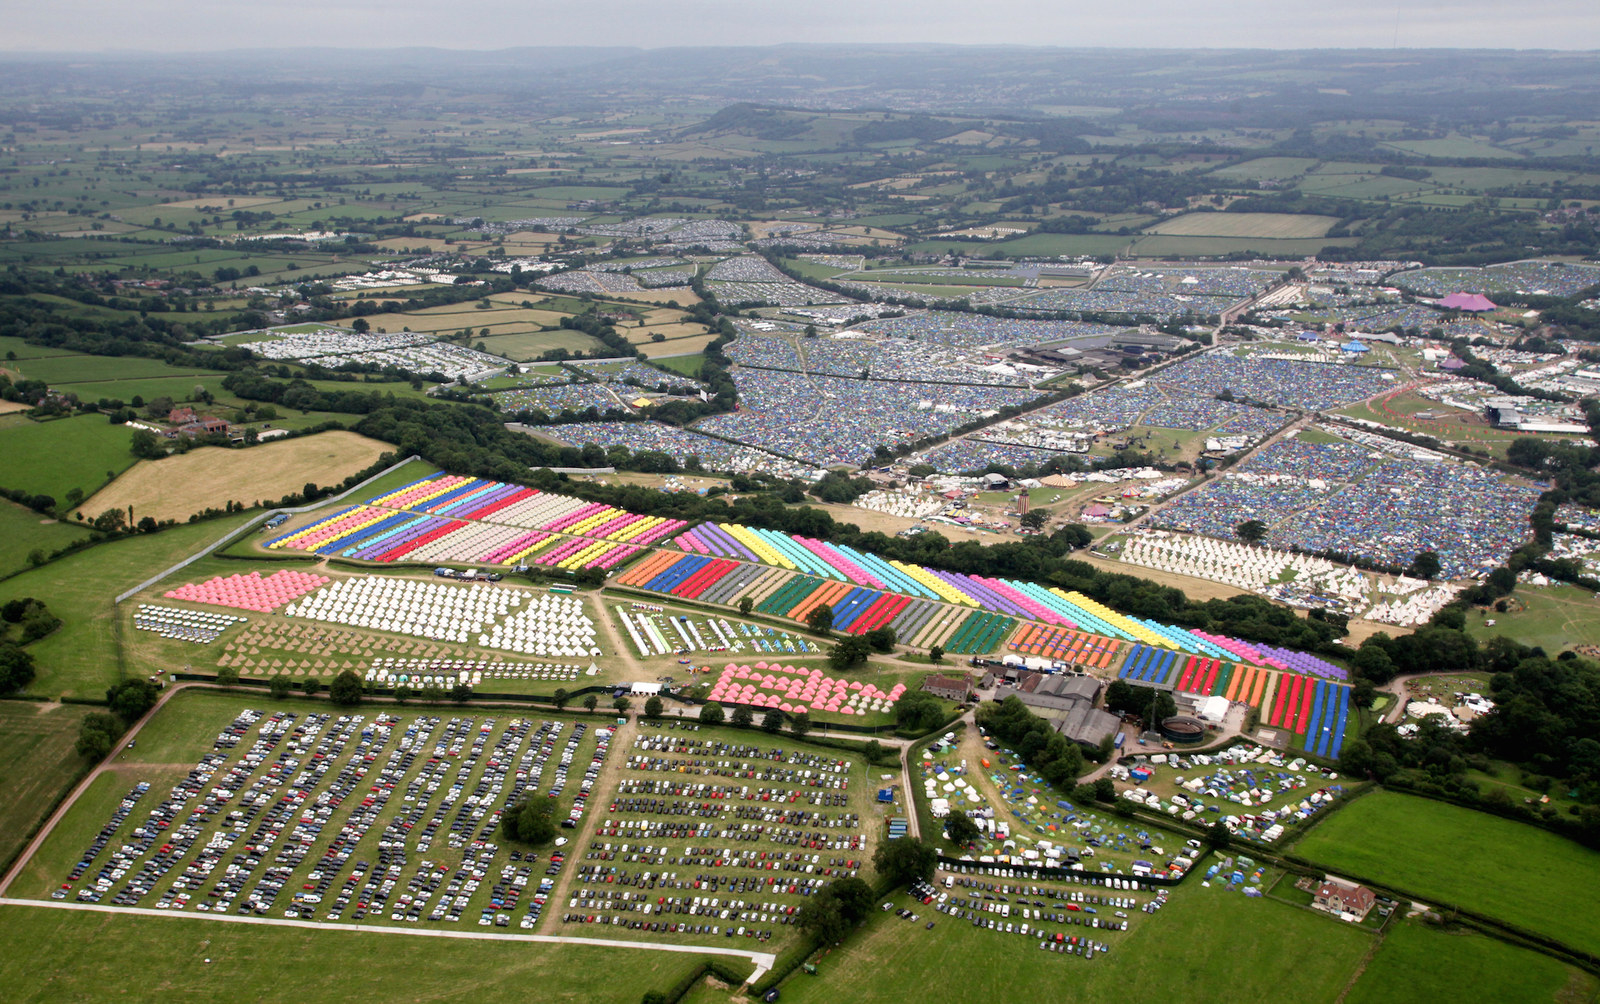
xmin=0 ymin=898 xmax=775 ymax=978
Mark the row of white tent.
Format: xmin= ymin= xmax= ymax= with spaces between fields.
xmin=285 ymin=576 xmax=529 ymax=645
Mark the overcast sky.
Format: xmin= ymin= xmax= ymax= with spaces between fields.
xmin=4 ymin=0 xmax=1598 ymax=52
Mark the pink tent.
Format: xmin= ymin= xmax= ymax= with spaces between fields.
xmin=1437 ymin=292 xmax=1496 ymax=312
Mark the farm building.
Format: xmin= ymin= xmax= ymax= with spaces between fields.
xmin=1312 ymin=879 xmax=1377 ymax=922
xmin=921 ymin=673 xmax=974 ymax=702
xmin=993 ymin=672 xmax=1119 ymax=749
xmin=1055 ymin=702 xmax=1120 ymax=749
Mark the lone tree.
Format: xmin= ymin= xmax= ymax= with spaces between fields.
xmin=613 ymin=695 xmax=632 ymax=713
xmin=1236 ymin=519 xmax=1268 ymax=544
xmin=829 ymin=635 xmax=871 ymax=671
xmin=75 ymin=712 xmax=122 ymax=760
xmin=501 ymin=800 xmax=557 ymax=846
xmin=1407 ymin=550 xmax=1442 ymax=581
xmin=731 ymin=706 xmax=754 ymax=728
xmin=269 ymin=674 xmax=292 ymax=700
xmin=1205 ymin=820 xmax=1232 ymax=850
xmin=644 ymin=695 xmax=664 ymax=720
xmin=761 ymin=708 xmax=786 ymax=733
xmin=583 ymin=693 xmax=599 ymax=713
xmin=806 ymin=604 xmax=834 ymax=636
xmin=738 ymin=596 xmax=754 ymax=616
xmin=215 ymin=665 xmax=240 ymax=689
xmin=789 ymin=710 xmax=812 ymax=738
xmin=1020 ymin=509 xmax=1047 ymax=530
xmin=865 ymin=626 xmax=896 ymax=653
xmin=699 ymin=701 xmax=725 ymax=725
xmin=873 ymin=837 xmax=937 ymax=887
xmin=796 ymin=876 xmax=876 ymax=944
xmin=329 ymin=670 xmax=363 ymax=706
xmin=552 ymin=688 xmax=570 ymax=710
xmin=945 ymin=813 xmax=981 ymax=847
xmin=929 ymin=645 xmax=944 ymax=665
xmin=107 ymin=679 xmax=160 ymax=722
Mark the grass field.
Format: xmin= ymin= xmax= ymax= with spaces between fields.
xmin=0 ymin=414 xmax=138 ymax=503
xmin=1465 ymin=585 xmax=1600 ymax=653
xmin=0 ymin=904 xmax=716 ymax=1004
xmin=0 ymin=702 xmax=95 ymax=871
xmin=81 ymin=431 xmax=393 ymax=523
xmin=15 ymin=353 xmax=225 ymax=386
xmin=1132 ymin=235 xmax=1358 ymax=256
xmin=1207 ymin=157 xmax=1319 ymax=180
xmin=718 ymin=873 xmax=1370 ymax=1004
xmin=1346 ymin=919 xmax=1595 ymax=1004
xmin=652 ymin=355 xmax=705 ymax=378
xmin=1295 ymin=790 xmax=1600 ymax=956
xmin=474 ymin=330 xmax=608 ymax=360
xmin=0 ymin=500 xmax=92 ymax=577
xmin=1142 ymin=212 xmax=1339 ymax=239
xmin=0 ymin=512 xmax=258 ymax=698
xmin=636 ymin=333 xmax=719 ymax=358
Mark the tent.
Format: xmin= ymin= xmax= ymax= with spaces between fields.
xmin=1437 ymin=292 xmax=1497 ymax=312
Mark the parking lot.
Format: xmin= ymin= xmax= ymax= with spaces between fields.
xmin=15 ymin=695 xmax=884 ymax=954
xmin=879 ymin=865 xmax=1165 ymax=964
xmin=549 ymin=721 xmax=882 ymax=947
xmin=21 ymin=696 xmax=611 ymax=934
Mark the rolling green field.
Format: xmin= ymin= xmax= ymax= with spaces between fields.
xmin=1294 ymin=790 xmax=1600 ymax=957
xmin=0 ymin=702 xmax=96 ymax=871
xmin=0 ymin=904 xmax=722 ymax=1004
xmin=718 ymin=874 xmax=1371 ymax=1004
xmin=1143 ymin=212 xmax=1339 ymax=238
xmin=0 ymin=511 xmax=258 ymax=698
xmin=0 ymin=414 xmax=138 ymax=503
xmin=1346 ymin=919 xmax=1594 ymax=1004
xmin=0 ymin=500 xmax=92 ymax=576
xmin=14 ymin=353 xmax=225 ymax=386
xmin=1465 ymin=585 xmax=1600 ymax=653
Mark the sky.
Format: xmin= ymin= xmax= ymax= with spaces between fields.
xmin=3 ymin=0 xmax=1598 ymax=52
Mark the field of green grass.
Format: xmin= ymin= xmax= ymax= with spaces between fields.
xmin=0 ymin=701 xmax=96 ymax=871
xmin=0 ymin=903 xmax=718 ymax=1004
xmin=0 ymin=500 xmax=92 ymax=577
xmin=0 ymin=512 xmax=258 ymax=698
xmin=0 ymin=414 xmax=138 ymax=503
xmin=1346 ymin=919 xmax=1594 ymax=1004
xmin=1465 ymin=585 xmax=1600 ymax=653
xmin=1295 ymin=790 xmax=1600 ymax=956
xmin=1142 ymin=212 xmax=1339 ymax=238
xmin=719 ymin=874 xmax=1370 ymax=1004
xmin=15 ymin=353 xmax=225 ymax=386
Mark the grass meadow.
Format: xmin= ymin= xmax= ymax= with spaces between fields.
xmin=1294 ymin=790 xmax=1600 ymax=957
xmin=1345 ymin=919 xmax=1594 ymax=1004
xmin=0 ymin=701 xmax=96 ymax=872
xmin=0 ymin=501 xmax=92 ymax=576
xmin=0 ymin=512 xmax=259 ymax=698
xmin=0 ymin=414 xmax=138 ymax=503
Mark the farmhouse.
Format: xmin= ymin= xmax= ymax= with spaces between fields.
xmin=921 ymin=673 xmax=973 ymax=702
xmin=1312 ymin=879 xmax=1376 ymax=922
xmin=992 ymin=672 xmax=1120 ymax=749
